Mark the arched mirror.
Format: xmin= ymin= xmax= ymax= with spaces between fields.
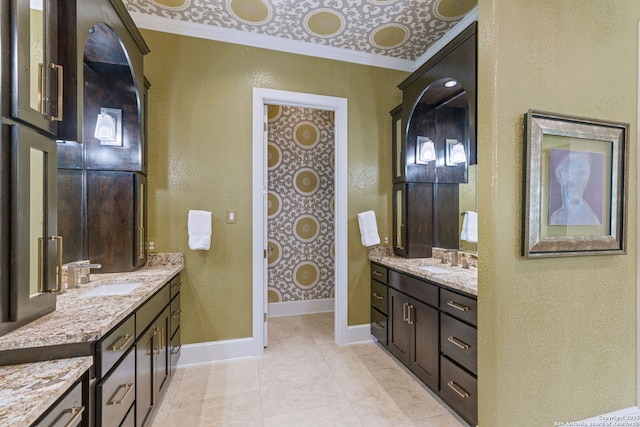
xmin=406 ymin=77 xmax=477 ymax=254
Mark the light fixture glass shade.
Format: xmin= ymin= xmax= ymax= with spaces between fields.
xmin=417 ymin=137 xmax=436 ymax=163
xmin=450 ymin=142 xmax=467 ymax=164
xmin=94 ymin=112 xmax=116 ymax=142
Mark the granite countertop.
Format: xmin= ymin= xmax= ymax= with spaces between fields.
xmin=0 ymin=356 xmax=93 ymax=427
xmin=0 ymin=253 xmax=184 ymax=352
xmin=368 ymin=247 xmax=478 ymax=296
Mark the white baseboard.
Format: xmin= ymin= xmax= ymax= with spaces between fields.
xmin=576 ymin=406 xmax=640 ymax=424
xmin=268 ymin=299 xmax=334 ymax=317
xmin=347 ymin=324 xmax=374 ymax=344
xmin=177 ymin=337 xmax=258 ymax=367
xmin=176 ymin=321 xmax=372 ymax=368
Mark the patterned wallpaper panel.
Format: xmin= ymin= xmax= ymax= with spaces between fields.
xmin=266 ymin=105 xmax=335 ymax=303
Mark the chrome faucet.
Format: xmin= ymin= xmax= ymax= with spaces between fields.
xmin=67 ymin=262 xmax=102 ymax=289
xmin=448 ymin=249 xmax=459 ymax=267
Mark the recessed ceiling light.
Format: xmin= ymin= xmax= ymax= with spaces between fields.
xmin=444 ymin=80 xmax=458 ymax=88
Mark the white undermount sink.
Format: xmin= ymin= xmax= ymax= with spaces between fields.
xmin=80 ymin=282 xmax=144 ymax=297
xmin=416 ymin=265 xmax=451 ymax=274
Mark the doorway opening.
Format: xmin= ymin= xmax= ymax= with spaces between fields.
xmin=252 ymin=88 xmax=348 ymax=355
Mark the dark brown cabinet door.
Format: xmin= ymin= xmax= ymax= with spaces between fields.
xmin=57 ymin=169 xmax=84 ymax=264
xmin=12 ymin=0 xmax=60 ymax=135
xmin=135 ymin=322 xmax=155 ymax=427
xmin=86 ymin=171 xmax=145 ymax=272
xmin=2 ymin=124 xmax=58 ymax=336
xmin=409 ymin=298 xmax=439 ymax=391
xmin=393 ymin=182 xmax=434 ymax=258
xmin=387 ymin=288 xmax=410 ymax=366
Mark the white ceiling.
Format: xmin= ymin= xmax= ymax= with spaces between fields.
xmin=124 ymin=0 xmax=478 ymax=72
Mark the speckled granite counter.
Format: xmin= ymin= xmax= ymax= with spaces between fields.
xmin=368 ymin=247 xmax=477 ymax=296
xmin=0 ymin=356 xmax=92 ymax=427
xmin=0 ymin=253 xmax=184 ymax=353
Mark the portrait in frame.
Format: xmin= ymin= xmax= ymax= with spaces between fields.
xmin=522 ymin=110 xmax=629 ymax=258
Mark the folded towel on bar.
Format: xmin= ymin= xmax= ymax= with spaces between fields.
xmin=460 ymin=211 xmax=478 ymax=243
xmin=357 ymin=210 xmax=380 ymax=247
xmin=188 ymin=210 xmax=212 ymax=250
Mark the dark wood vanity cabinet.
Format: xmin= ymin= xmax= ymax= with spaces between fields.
xmin=33 ymin=375 xmax=89 ymax=427
xmin=371 ymin=263 xmax=478 ymax=426
xmin=393 ymin=182 xmax=434 ymax=258
xmin=387 ymin=270 xmax=439 ymax=391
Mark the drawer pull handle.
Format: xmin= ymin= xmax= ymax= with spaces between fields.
xmin=109 ymin=383 xmax=134 ymax=405
xmin=372 ymin=293 xmax=384 ymax=300
xmin=63 ymin=405 xmax=85 ymax=427
xmin=447 ymin=381 xmax=470 ymax=399
xmin=372 ymin=322 xmax=384 ymax=330
xmin=110 ymin=334 xmax=134 ymax=352
xmin=171 ymin=344 xmax=182 ymax=355
xmin=372 ymin=271 xmax=384 ymax=277
xmin=447 ymin=301 xmax=470 ymax=312
xmin=172 ymin=283 xmax=181 ymax=290
xmin=172 ymin=309 xmax=182 ymax=318
xmin=447 ymin=336 xmax=470 ymax=350
xmin=402 ymin=302 xmax=408 ymax=322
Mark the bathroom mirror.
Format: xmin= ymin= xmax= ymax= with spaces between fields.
xmin=408 ymin=78 xmax=477 ymax=253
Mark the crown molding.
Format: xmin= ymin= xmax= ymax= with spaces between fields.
xmin=129 ymin=12 xmax=416 ymax=72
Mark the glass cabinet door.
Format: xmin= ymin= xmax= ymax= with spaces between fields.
xmin=12 ymin=0 xmax=60 ymax=134
xmin=393 ymin=183 xmax=406 ymax=256
xmin=391 ymin=105 xmax=404 ymax=183
xmin=4 ymin=124 xmax=59 ymax=333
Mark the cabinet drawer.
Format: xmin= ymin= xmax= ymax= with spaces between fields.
xmin=389 ymin=270 xmax=438 ymax=307
xmin=441 ymin=313 xmax=477 ymax=375
xmin=97 ymin=315 xmax=135 ymax=378
xmin=136 ymin=283 xmax=170 ymax=337
xmin=120 ymin=404 xmax=135 ymax=427
xmin=440 ymin=288 xmax=477 ymax=326
xmin=33 ymin=380 xmax=84 ymax=427
xmin=370 ymin=308 xmax=387 ymax=345
xmin=170 ymin=274 xmax=181 ymax=300
xmin=371 ymin=280 xmax=388 ymax=315
xmin=97 ymin=348 xmax=136 ymax=427
xmin=371 ymin=263 xmax=388 ymax=284
xmin=440 ymin=356 xmax=477 ymax=427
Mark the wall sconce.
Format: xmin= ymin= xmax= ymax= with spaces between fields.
xmin=94 ymin=107 xmax=122 ymax=146
xmin=416 ymin=136 xmax=436 ymax=164
xmin=446 ymin=138 xmax=467 ymax=166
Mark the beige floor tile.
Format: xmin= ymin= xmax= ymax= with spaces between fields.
xmin=163 ymin=391 xmax=263 ymax=426
xmin=349 ymin=342 xmax=403 ymax=372
xmin=348 ymin=391 xmax=413 ymax=427
xmin=374 ymin=367 xmax=449 ymax=421
xmin=174 ymin=358 xmax=259 ymax=402
xmin=263 ymin=402 xmax=363 ymax=427
xmin=259 ymin=339 xmax=328 ymax=370
xmin=259 ymin=361 xmax=347 ymax=418
xmin=402 ymin=413 xmax=467 ymax=427
xmin=318 ymin=343 xmax=371 ymax=377
xmin=301 ymin=312 xmax=335 ymax=344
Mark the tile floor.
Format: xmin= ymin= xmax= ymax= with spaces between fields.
xmin=151 ymin=312 xmax=467 ymax=427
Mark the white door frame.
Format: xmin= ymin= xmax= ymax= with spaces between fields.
xmin=251 ymin=88 xmax=349 ymax=355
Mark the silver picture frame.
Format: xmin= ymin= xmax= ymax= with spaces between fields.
xmin=523 ymin=110 xmax=629 ymax=258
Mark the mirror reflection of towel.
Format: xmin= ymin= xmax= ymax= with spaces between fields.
xmin=357 ymin=211 xmax=380 ymax=247
xmin=460 ymin=211 xmax=478 ymax=243
xmin=188 ymin=210 xmax=212 ymax=250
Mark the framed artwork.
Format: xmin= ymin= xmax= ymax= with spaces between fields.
xmin=523 ymin=110 xmax=629 ymax=258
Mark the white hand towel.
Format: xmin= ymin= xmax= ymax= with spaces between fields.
xmin=188 ymin=210 xmax=212 ymax=250
xmin=357 ymin=210 xmax=380 ymax=247
xmin=460 ymin=211 xmax=478 ymax=243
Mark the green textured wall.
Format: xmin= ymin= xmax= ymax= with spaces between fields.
xmin=477 ymin=1 xmax=639 ymax=425
xmin=141 ymin=30 xmax=408 ymax=343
